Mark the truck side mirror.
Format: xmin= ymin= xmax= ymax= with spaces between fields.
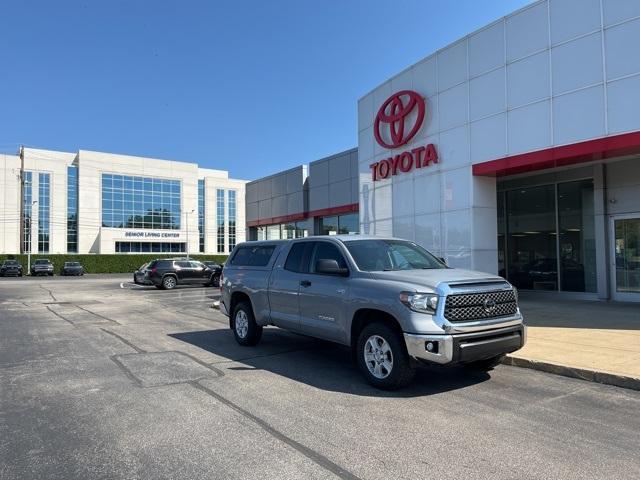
xmin=315 ymin=259 xmax=349 ymax=276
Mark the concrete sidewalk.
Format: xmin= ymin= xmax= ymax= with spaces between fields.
xmin=505 ymin=294 xmax=640 ymax=390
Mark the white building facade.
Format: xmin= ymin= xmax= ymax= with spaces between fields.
xmin=0 ymin=147 xmax=246 ymax=256
xmin=358 ymin=0 xmax=640 ymax=301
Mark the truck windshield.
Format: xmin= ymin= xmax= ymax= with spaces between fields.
xmin=344 ymin=239 xmax=446 ymax=272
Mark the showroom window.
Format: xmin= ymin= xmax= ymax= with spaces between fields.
xmin=256 ymin=220 xmax=309 ymax=240
xmin=318 ymin=213 xmax=359 ymax=235
xmin=498 ymin=179 xmax=596 ymax=292
xmin=101 ymin=174 xmax=181 ymax=229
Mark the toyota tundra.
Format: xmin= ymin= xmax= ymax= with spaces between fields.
xmin=219 ymin=236 xmax=525 ymax=390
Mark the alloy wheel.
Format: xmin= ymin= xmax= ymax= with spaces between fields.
xmin=364 ymin=335 xmax=394 ymax=379
xmin=235 ymin=310 xmax=249 ymax=338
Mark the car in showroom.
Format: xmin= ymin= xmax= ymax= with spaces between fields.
xmin=220 ymin=236 xmax=525 ymax=390
xmin=60 ymin=261 xmax=85 ymax=276
xmin=31 ymin=259 xmax=54 ymax=276
xmin=0 ymin=259 xmax=23 ymax=277
xmin=147 ymin=259 xmax=217 ymax=290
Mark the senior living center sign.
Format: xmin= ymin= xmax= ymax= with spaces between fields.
xmin=369 ymin=90 xmax=438 ymax=181
xmin=123 ymin=231 xmax=182 ymax=239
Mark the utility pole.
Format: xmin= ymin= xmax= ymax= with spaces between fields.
xmin=185 ymin=209 xmax=195 ymax=259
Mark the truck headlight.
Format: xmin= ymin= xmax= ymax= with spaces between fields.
xmin=399 ymin=292 xmax=439 ymax=314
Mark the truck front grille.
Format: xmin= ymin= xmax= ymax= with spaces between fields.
xmin=444 ymin=290 xmax=517 ymax=322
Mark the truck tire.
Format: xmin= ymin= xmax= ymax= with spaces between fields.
xmin=465 ymin=354 xmax=504 ymax=371
xmin=232 ymin=301 xmax=262 ymax=346
xmin=356 ymin=322 xmax=415 ymax=390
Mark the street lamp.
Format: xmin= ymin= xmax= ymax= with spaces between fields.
xmin=185 ymin=209 xmax=195 ymax=259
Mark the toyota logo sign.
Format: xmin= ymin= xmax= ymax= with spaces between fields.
xmin=369 ymin=90 xmax=438 ymax=182
xmin=374 ymin=90 xmax=425 ymax=149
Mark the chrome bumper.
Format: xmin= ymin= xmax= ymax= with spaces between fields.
xmin=404 ymin=324 xmax=526 ymax=365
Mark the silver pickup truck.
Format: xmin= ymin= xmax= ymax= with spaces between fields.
xmin=220 ymin=236 xmax=525 ymax=390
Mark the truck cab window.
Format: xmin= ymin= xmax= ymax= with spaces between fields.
xmin=310 ymin=242 xmax=348 ymax=273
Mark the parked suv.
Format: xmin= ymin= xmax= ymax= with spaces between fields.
xmin=202 ymin=261 xmax=223 ymax=287
xmin=220 ymin=236 xmax=525 ymax=390
xmin=31 ymin=259 xmax=54 ymax=276
xmin=61 ymin=261 xmax=85 ymax=276
xmin=147 ymin=259 xmax=217 ymax=289
xmin=0 ymin=259 xmax=23 ymax=277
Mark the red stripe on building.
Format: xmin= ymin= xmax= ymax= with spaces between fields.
xmin=472 ymin=131 xmax=640 ymax=177
xmin=246 ymin=203 xmax=359 ymax=228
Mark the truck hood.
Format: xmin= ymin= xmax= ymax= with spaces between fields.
xmin=369 ymin=268 xmax=506 ymax=291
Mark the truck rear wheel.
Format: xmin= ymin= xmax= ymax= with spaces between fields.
xmin=232 ymin=301 xmax=262 ymax=346
xmin=356 ymin=322 xmax=415 ymax=390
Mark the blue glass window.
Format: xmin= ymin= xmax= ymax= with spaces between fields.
xmin=101 ymin=173 xmax=181 ymax=230
xmin=228 ymin=190 xmax=236 ymax=251
xmin=198 ymin=179 xmax=205 ymax=253
xmin=217 ymin=189 xmax=225 ymax=253
xmin=38 ymin=173 xmax=51 ymax=253
xmin=22 ymin=171 xmax=33 ymax=253
xmin=67 ymin=166 xmax=78 ymax=252
xmin=115 ymin=242 xmax=185 ymax=253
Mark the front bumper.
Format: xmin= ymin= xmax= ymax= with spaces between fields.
xmin=32 ymin=269 xmax=53 ymax=275
xmin=404 ymin=324 xmax=525 ymax=365
xmin=0 ymin=269 xmax=21 ymax=276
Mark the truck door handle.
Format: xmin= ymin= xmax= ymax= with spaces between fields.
xmin=300 ymin=280 xmax=311 ymax=287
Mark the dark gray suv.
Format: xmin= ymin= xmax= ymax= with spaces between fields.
xmin=147 ymin=259 xmax=216 ymax=290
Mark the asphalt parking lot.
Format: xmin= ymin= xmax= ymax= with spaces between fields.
xmin=1 ymin=275 xmax=639 ymax=479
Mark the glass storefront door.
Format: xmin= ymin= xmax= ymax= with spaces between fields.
xmin=498 ymin=179 xmax=597 ymax=292
xmin=611 ymin=216 xmax=640 ymax=302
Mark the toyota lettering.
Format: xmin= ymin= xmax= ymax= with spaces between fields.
xmin=370 ymin=90 xmax=438 ymax=181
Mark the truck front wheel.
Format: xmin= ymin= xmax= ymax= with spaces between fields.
xmin=232 ymin=301 xmax=262 ymax=346
xmin=356 ymin=322 xmax=415 ymax=390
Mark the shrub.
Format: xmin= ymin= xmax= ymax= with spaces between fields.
xmin=0 ymin=254 xmax=228 ymax=274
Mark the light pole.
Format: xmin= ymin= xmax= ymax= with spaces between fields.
xmin=26 ymin=199 xmax=37 ymax=274
xmin=185 ymin=209 xmax=195 ymax=259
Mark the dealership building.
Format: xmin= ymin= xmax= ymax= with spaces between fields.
xmin=0 ymin=147 xmax=246 ymax=256
xmin=245 ymin=0 xmax=640 ymax=302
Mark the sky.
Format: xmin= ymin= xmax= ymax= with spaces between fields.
xmin=0 ymin=0 xmax=532 ymax=180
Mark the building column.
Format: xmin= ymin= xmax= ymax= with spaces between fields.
xmin=593 ymin=163 xmax=609 ymax=300
xmin=470 ymin=174 xmax=498 ymax=275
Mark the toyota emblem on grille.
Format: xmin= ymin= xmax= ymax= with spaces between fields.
xmin=483 ymin=298 xmax=497 ymax=313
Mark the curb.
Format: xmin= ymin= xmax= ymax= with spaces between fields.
xmin=502 ymin=355 xmax=640 ymax=391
